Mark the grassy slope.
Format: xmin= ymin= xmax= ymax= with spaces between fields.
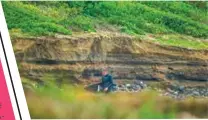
xmin=2 ymin=2 xmax=72 ymax=36
xmin=2 ymin=1 xmax=208 ymax=49
xmin=2 ymin=1 xmax=208 ymax=38
xmin=150 ymin=34 xmax=208 ymax=49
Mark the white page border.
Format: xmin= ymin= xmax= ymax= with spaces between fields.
xmin=0 ymin=2 xmax=31 ymax=120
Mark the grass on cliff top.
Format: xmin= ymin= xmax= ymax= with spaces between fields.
xmin=24 ymin=83 xmax=208 ymax=119
xmin=2 ymin=1 xmax=208 ymax=38
xmin=154 ymin=38 xmax=208 ymax=50
xmin=150 ymin=34 xmax=208 ymax=49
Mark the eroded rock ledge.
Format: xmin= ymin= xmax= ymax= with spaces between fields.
xmin=12 ymin=32 xmax=208 ymax=85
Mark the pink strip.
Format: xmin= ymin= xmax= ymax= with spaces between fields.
xmin=0 ymin=61 xmax=15 ymax=120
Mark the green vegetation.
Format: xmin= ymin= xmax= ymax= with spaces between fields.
xmin=154 ymin=38 xmax=208 ymax=49
xmin=2 ymin=1 xmax=208 ymax=38
xmin=152 ymin=34 xmax=208 ymax=49
xmin=3 ymin=1 xmax=208 ymax=118
xmin=26 ymin=84 xmax=175 ymax=119
xmin=2 ymin=2 xmax=72 ymax=36
xmin=25 ymin=84 xmax=208 ymax=119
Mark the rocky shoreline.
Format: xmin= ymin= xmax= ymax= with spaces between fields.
xmin=111 ymin=81 xmax=208 ymax=99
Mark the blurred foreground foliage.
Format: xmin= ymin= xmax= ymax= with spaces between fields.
xmin=24 ymin=84 xmax=208 ymax=119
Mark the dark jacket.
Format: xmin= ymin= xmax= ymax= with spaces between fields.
xmin=101 ymin=74 xmax=113 ymax=88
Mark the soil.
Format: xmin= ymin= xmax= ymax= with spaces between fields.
xmin=12 ymin=32 xmax=208 ymax=95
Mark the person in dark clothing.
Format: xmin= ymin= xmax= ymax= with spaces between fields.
xmin=97 ymin=69 xmax=114 ymax=92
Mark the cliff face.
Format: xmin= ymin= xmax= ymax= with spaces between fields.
xmin=12 ymin=32 xmax=208 ymax=86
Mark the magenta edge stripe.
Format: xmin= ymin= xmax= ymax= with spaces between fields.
xmin=0 ymin=32 xmax=22 ymax=120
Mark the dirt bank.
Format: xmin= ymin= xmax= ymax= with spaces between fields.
xmin=12 ymin=32 xmax=208 ymax=86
